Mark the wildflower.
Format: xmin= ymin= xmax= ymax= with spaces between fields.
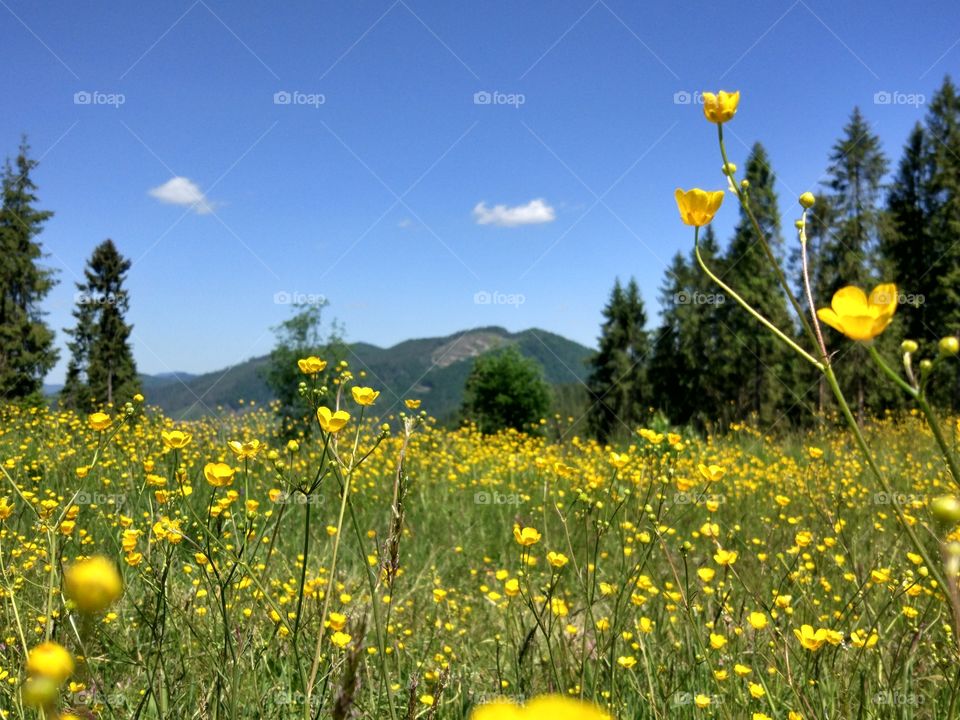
xmin=227 ymin=439 xmax=263 ymax=459
xmin=747 ymin=612 xmax=768 ymax=630
xmin=203 ymin=462 xmax=236 ymax=488
xmin=351 ymin=386 xmax=380 ymax=406
xmin=469 ymin=694 xmax=610 ymax=720
xmin=674 ymin=188 xmax=725 ymax=227
xmin=64 ymin=556 xmax=123 ymax=614
xmin=27 ymin=642 xmax=74 ymax=683
xmin=697 ymin=463 xmax=725 ymax=482
xmin=317 ymin=407 xmax=350 ymax=434
xmin=161 ymin=429 xmax=192 ymax=449
xmin=297 ymin=356 xmax=327 ymax=374
xmin=405 ymin=398 xmax=422 ymax=409
xmin=816 ymin=284 xmax=897 ymax=341
xmin=617 ymin=656 xmax=637 ymax=669
xmin=709 ymin=633 xmax=726 ymax=649
xmin=694 ymin=694 xmax=712 ymax=709
xmin=87 ymin=412 xmax=112 ymax=431
xmin=749 ymin=682 xmax=765 ymax=698
xmin=799 ymin=192 xmax=816 ymax=209
xmin=850 ymin=629 xmax=879 ymax=648
xmin=330 ymin=631 xmax=351 ymax=649
xmin=547 ymin=551 xmax=569 ymax=568
xmin=939 ymin=336 xmax=959 ymax=356
xmin=714 ymin=548 xmax=738 ymax=566
xmin=513 ymin=525 xmax=542 ymax=547
xmin=793 ymin=624 xmax=828 ymax=651
xmin=0 ymin=496 xmax=13 ymax=520
xmin=702 ymin=90 xmax=740 ymax=123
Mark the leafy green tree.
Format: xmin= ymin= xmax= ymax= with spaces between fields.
xmin=587 ymin=277 xmax=649 ymax=442
xmin=461 ymin=346 xmax=551 ymax=434
xmin=0 ymin=138 xmax=58 ymax=400
xmin=62 ymin=239 xmax=140 ymax=409
xmin=714 ymin=143 xmax=802 ymax=426
xmin=265 ymin=302 xmax=345 ymax=434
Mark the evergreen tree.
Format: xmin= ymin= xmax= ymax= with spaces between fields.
xmin=650 ymin=227 xmax=725 ymax=427
xmin=62 ymin=240 xmax=140 ymax=409
xmin=714 ymin=143 xmax=800 ymax=426
xmin=461 ymin=347 xmax=551 ymax=434
xmin=0 ymin=139 xmax=58 ymax=400
xmin=815 ymin=108 xmax=891 ymax=418
xmin=587 ymin=277 xmax=649 ymax=442
xmin=884 ymin=123 xmax=934 ymax=344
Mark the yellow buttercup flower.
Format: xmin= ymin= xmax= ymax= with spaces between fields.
xmin=351 ymin=386 xmax=380 ymax=406
xmin=674 ymin=188 xmax=724 ymax=227
xmin=161 ymin=429 xmax=192 ymax=449
xmin=793 ymin=624 xmax=828 ymax=651
xmin=697 ymin=463 xmax=725 ymax=482
xmin=547 ymin=551 xmax=569 ymax=568
xmin=297 ymin=356 xmax=327 ymax=374
xmin=513 ymin=525 xmax=542 ymax=547
xmin=317 ymin=407 xmax=350 ymax=434
xmin=204 ymin=462 xmax=236 ymax=488
xmin=702 ymin=90 xmax=740 ymax=124
xmin=227 ymin=439 xmax=263 ymax=459
xmin=404 ymin=398 xmax=421 ymax=409
xmin=816 ymin=284 xmax=897 ymax=341
xmin=27 ymin=641 xmax=74 ymax=683
xmin=87 ymin=412 xmax=112 ymax=431
xmin=64 ymin=555 xmax=123 ymax=614
xmin=470 ymin=694 xmax=610 ymax=720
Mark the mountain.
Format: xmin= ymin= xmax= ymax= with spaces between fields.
xmin=139 ymin=327 xmax=594 ymax=422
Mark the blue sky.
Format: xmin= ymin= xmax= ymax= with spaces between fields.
xmin=1 ymin=0 xmax=957 ymax=381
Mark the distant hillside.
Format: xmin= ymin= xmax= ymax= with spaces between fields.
xmin=138 ymin=327 xmax=594 ymax=422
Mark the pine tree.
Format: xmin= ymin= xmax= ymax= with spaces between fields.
xmin=650 ymin=227 xmax=725 ymax=427
xmin=923 ymin=76 xmax=960 ymax=406
xmin=884 ymin=123 xmax=934 ymax=344
xmin=587 ymin=277 xmax=649 ymax=442
xmin=0 ymin=138 xmax=58 ymax=400
xmin=714 ymin=143 xmax=799 ymax=426
xmin=62 ymin=240 xmax=140 ymax=410
xmin=815 ymin=108 xmax=891 ymax=418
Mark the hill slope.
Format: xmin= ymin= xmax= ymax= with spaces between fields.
xmin=141 ymin=327 xmax=594 ymax=421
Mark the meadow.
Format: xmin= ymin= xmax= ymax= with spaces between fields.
xmin=1 ymin=377 xmax=959 ymax=720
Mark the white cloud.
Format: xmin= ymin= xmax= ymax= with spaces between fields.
xmin=148 ymin=176 xmax=214 ymax=214
xmin=473 ymin=198 xmax=555 ymax=227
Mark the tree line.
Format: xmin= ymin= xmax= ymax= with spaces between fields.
xmin=586 ymin=76 xmax=960 ymax=441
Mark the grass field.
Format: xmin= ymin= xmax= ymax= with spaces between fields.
xmin=1 ymin=381 xmax=959 ymax=719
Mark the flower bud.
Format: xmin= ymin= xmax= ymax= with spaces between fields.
xmin=931 ymin=496 xmax=960 ymax=526
xmin=938 ymin=336 xmax=959 ymax=356
xmin=722 ymin=163 xmax=737 ymax=176
xmin=794 ymin=219 xmax=804 ymax=230
xmin=900 ymin=340 xmax=919 ymax=354
xmin=919 ymin=359 xmax=933 ymax=373
xmin=740 ymin=179 xmax=750 ymax=191
xmin=21 ymin=676 xmax=60 ymax=708
xmin=799 ymin=192 xmax=815 ymax=209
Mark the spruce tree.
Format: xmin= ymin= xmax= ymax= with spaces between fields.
xmin=714 ymin=143 xmax=799 ymax=426
xmin=587 ymin=277 xmax=649 ymax=442
xmin=62 ymin=239 xmax=140 ymax=409
xmin=0 ymin=139 xmax=58 ymax=400
xmin=815 ymin=108 xmax=891 ymax=418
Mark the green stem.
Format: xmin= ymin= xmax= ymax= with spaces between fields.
xmin=694 ymin=228 xmax=822 ymax=369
